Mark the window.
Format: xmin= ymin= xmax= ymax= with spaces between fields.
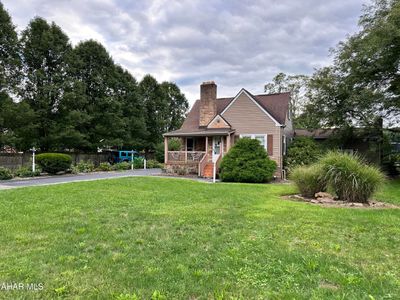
xmin=240 ymin=134 xmax=267 ymax=149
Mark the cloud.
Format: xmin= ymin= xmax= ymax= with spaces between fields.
xmin=3 ymin=0 xmax=367 ymax=103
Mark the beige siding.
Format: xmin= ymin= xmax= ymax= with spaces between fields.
xmin=222 ymin=92 xmax=283 ymax=176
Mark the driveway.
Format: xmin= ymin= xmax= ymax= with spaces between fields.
xmin=0 ymin=168 xmax=162 ymax=189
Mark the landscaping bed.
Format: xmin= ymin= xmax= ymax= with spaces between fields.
xmin=282 ymin=193 xmax=399 ymax=209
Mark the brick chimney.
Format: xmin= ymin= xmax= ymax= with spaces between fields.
xmin=199 ymin=81 xmax=217 ymax=127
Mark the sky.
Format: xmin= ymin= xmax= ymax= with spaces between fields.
xmin=3 ymin=0 xmax=368 ymax=104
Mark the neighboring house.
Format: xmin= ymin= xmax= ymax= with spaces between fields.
xmin=163 ymin=81 xmax=292 ymax=178
xmin=294 ymin=128 xmax=384 ymax=164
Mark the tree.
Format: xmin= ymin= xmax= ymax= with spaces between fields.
xmin=139 ymin=75 xmax=168 ymax=150
xmin=19 ymin=17 xmax=72 ymax=151
xmin=70 ymin=40 xmax=126 ymax=150
xmin=0 ymin=2 xmax=20 ymax=93
xmin=307 ymin=0 xmax=400 ymax=129
xmin=160 ymin=81 xmax=188 ymax=132
xmin=113 ymin=65 xmax=147 ymax=149
xmin=264 ymin=72 xmax=309 ymax=121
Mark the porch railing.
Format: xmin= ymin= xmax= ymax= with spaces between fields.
xmin=167 ymin=151 xmax=206 ymax=163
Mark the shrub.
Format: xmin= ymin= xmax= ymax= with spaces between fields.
xmin=285 ymin=137 xmax=323 ymax=172
xmin=36 ymin=153 xmax=72 ymax=174
xmin=290 ymin=164 xmax=327 ymax=198
xmin=73 ymin=160 xmax=95 ymax=173
xmin=113 ymin=161 xmax=131 ymax=171
xmin=97 ymin=162 xmax=112 ymax=171
xmin=220 ymin=138 xmax=277 ymax=183
xmin=133 ymin=157 xmax=144 ymax=169
xmin=14 ymin=166 xmax=41 ymax=177
xmin=168 ymin=138 xmax=182 ymax=151
xmin=319 ymin=151 xmax=385 ymax=203
xmin=146 ymin=159 xmax=163 ymax=169
xmin=0 ymin=167 xmax=13 ymax=180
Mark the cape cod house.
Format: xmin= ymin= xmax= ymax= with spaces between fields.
xmin=163 ymin=81 xmax=293 ymax=178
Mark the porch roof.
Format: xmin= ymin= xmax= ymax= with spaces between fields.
xmin=163 ymin=128 xmax=235 ymax=137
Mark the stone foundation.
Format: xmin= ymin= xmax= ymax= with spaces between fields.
xmin=164 ymin=163 xmax=199 ymax=176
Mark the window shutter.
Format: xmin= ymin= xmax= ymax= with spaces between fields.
xmin=267 ymin=134 xmax=273 ymax=156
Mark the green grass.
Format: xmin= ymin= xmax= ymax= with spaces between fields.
xmin=375 ymin=178 xmax=400 ymax=205
xmin=0 ymin=177 xmax=399 ymax=299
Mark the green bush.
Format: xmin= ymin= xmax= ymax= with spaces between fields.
xmin=155 ymin=142 xmax=165 ymax=163
xmin=0 ymin=167 xmax=13 ymax=180
xmin=285 ymin=137 xmax=323 ymax=172
xmin=146 ymin=159 xmax=163 ymax=169
xmin=97 ymin=162 xmax=112 ymax=171
xmin=290 ymin=164 xmax=327 ymax=198
xmin=14 ymin=166 xmax=41 ymax=177
xmin=73 ymin=160 xmax=95 ymax=173
xmin=133 ymin=157 xmax=144 ymax=169
xmin=220 ymin=138 xmax=277 ymax=183
xmin=320 ymin=151 xmax=385 ymax=203
xmin=36 ymin=153 xmax=72 ymax=174
xmin=113 ymin=161 xmax=131 ymax=171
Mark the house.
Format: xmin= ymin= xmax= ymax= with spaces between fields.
xmin=163 ymin=81 xmax=293 ymax=178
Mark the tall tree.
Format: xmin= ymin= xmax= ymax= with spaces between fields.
xmin=70 ymin=40 xmax=126 ymax=150
xmin=139 ymin=75 xmax=167 ymax=150
xmin=19 ymin=17 xmax=72 ymax=150
xmin=0 ymin=2 xmax=20 ymax=93
xmin=307 ymin=0 xmax=400 ymax=128
xmin=264 ymin=72 xmax=309 ymax=120
xmin=160 ymin=81 xmax=188 ymax=132
xmin=113 ymin=65 xmax=147 ymax=149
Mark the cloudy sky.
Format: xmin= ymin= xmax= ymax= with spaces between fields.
xmin=3 ymin=0 xmax=368 ymax=104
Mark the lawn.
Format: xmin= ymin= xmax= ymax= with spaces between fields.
xmin=0 ymin=177 xmax=399 ymax=299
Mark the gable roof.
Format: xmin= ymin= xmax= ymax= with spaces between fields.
xmin=164 ymin=91 xmax=290 ymax=136
xmin=207 ymin=114 xmax=231 ymax=129
xmin=220 ymin=89 xmax=282 ymax=126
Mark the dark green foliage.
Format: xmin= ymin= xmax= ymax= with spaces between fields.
xmin=0 ymin=3 xmax=188 ymax=153
xmin=290 ymin=164 xmax=327 ymax=198
xmin=14 ymin=166 xmax=41 ymax=177
xmin=0 ymin=166 xmax=13 ymax=180
xmin=19 ymin=17 xmax=72 ymax=151
xmin=97 ymin=162 xmax=112 ymax=171
xmin=306 ymin=0 xmax=400 ymax=129
xmin=0 ymin=2 xmax=20 ymax=91
xmin=285 ymin=137 xmax=323 ymax=171
xmin=160 ymin=82 xmax=189 ymax=132
xmin=72 ymin=160 xmax=95 ymax=173
xmin=139 ymin=75 xmax=168 ymax=150
xmin=112 ymin=162 xmax=131 ymax=171
xmin=320 ymin=151 xmax=385 ymax=203
xmin=220 ymin=138 xmax=277 ymax=183
xmin=146 ymin=159 xmax=163 ymax=169
xmin=36 ymin=153 xmax=72 ymax=174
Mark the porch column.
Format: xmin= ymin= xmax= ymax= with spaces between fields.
xmin=205 ymin=136 xmax=208 ymax=157
xmin=164 ymin=136 xmax=168 ymax=164
xmin=184 ymin=137 xmax=187 ymax=162
xmin=226 ymin=133 xmax=231 ymax=152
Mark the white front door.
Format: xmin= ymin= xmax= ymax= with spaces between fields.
xmin=212 ymin=136 xmax=222 ymax=161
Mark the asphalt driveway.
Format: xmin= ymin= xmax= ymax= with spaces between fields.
xmin=0 ymin=168 xmax=162 ymax=189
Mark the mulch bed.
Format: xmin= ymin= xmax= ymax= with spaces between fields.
xmin=282 ymin=193 xmax=399 ymax=209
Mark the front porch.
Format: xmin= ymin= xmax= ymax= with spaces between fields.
xmin=163 ymin=130 xmax=235 ymax=177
